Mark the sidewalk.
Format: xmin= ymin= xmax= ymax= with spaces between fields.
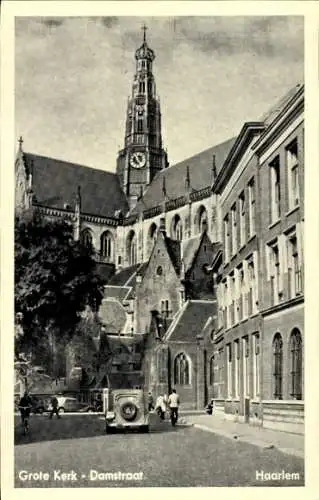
xmin=182 ymin=414 xmax=304 ymax=459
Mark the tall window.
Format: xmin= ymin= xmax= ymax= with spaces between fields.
xmin=127 ymin=231 xmax=137 ymax=266
xmin=231 ymin=203 xmax=237 ymax=255
xmin=247 ymin=257 xmax=256 ymax=316
xmin=239 ymin=191 xmax=246 ymax=247
xmin=269 ymin=156 xmax=281 ymax=222
xmin=196 ymin=205 xmax=208 ymax=234
xmin=137 ymin=117 xmax=144 ymax=133
xmin=147 ymin=223 xmax=157 ymax=256
xmin=224 ymin=214 xmax=230 ymax=262
xmin=223 ymin=279 xmax=228 ymax=329
xmin=286 ymin=139 xmax=300 ymax=209
xmin=157 ymin=348 xmax=167 ymax=384
xmin=174 ymin=353 xmax=190 ymax=385
xmin=243 ymin=336 xmax=250 ymax=397
xmin=234 ymin=340 xmax=240 ymax=399
xmin=289 ymin=329 xmax=302 ymax=400
xmin=253 ymin=334 xmax=260 ymax=398
xmin=229 ymin=273 xmax=236 ymax=326
xmin=287 ymin=233 xmax=302 ymax=298
xmin=273 ymin=333 xmax=283 ymax=399
xmin=100 ymin=231 xmax=114 ymax=261
xmin=227 ymin=344 xmax=232 ymax=398
xmin=268 ymin=242 xmax=281 ymax=305
xmin=209 ymin=356 xmax=214 ymax=386
xmin=81 ymin=228 xmax=93 ymax=249
xmin=171 ymin=214 xmax=183 ymax=241
xmin=138 ymin=80 xmax=145 ymax=94
xmin=248 ymin=178 xmax=256 ymax=237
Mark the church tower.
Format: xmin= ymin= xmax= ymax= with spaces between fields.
xmin=116 ymin=26 xmax=168 ymax=210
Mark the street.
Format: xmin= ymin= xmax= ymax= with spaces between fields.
xmin=15 ymin=414 xmax=304 ymax=487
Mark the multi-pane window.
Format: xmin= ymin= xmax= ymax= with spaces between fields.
xmin=269 ymin=156 xmax=281 ymax=223
xmin=239 ymin=191 xmax=246 ymax=247
xmin=289 ymin=329 xmax=302 ymax=400
xmin=127 ymin=232 xmax=137 ymax=266
xmin=223 ymin=280 xmax=228 ymax=329
xmin=81 ymin=228 xmax=93 ymax=249
xmin=231 ymin=203 xmax=237 ymax=255
xmin=174 ymin=353 xmax=190 ymax=385
xmin=286 ymin=139 xmax=300 ymax=209
xmin=268 ymin=242 xmax=281 ymax=305
xmin=227 ymin=344 xmax=232 ymax=398
xmin=273 ymin=333 xmax=283 ymax=400
xmin=238 ymin=265 xmax=245 ymax=320
xmin=234 ymin=340 xmax=240 ymax=399
xmin=253 ymin=334 xmax=260 ymax=398
xmin=100 ymin=231 xmax=114 ymax=261
xmin=172 ymin=215 xmax=183 ymax=241
xmin=287 ymin=233 xmax=302 ymax=298
xmin=230 ymin=273 xmax=236 ymax=325
xmin=243 ymin=336 xmax=250 ymax=397
xmin=248 ymin=178 xmax=256 ymax=237
xmin=247 ymin=257 xmax=256 ymax=316
xmin=224 ymin=215 xmax=230 ymax=262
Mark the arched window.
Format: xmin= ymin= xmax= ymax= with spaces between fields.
xmin=289 ymin=329 xmax=302 ymax=400
xmin=209 ymin=356 xmax=214 ymax=386
xmin=171 ymin=214 xmax=183 ymax=241
xmin=100 ymin=231 xmax=114 ymax=261
xmin=81 ymin=228 xmax=93 ymax=249
xmin=147 ymin=223 xmax=157 ymax=256
xmin=174 ymin=352 xmax=191 ymax=385
xmin=195 ymin=205 xmax=208 ymax=234
xmin=273 ymin=333 xmax=283 ymax=400
xmin=126 ymin=230 xmax=137 ymax=266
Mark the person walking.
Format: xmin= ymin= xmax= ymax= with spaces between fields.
xmin=155 ymin=394 xmax=166 ymax=420
xmin=168 ymin=389 xmax=180 ymax=426
xmin=49 ymin=395 xmax=61 ymax=419
xmin=147 ymin=392 xmax=154 ymax=412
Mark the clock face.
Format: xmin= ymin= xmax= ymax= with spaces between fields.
xmin=130 ymin=151 xmax=146 ymax=169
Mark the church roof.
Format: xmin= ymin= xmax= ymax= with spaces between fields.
xmin=131 ymin=137 xmax=236 ymax=214
xmin=164 ymin=299 xmax=217 ymax=343
xmin=164 ymin=236 xmax=182 ymax=275
xmin=22 ymin=152 xmax=129 ymax=218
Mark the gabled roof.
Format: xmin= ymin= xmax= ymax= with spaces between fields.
xmin=181 ymin=235 xmax=202 ymax=273
xmin=103 ymin=286 xmax=131 ymax=301
xmin=165 ymin=299 xmax=217 ymax=343
xmin=21 ymin=152 xmax=129 ymax=218
xmin=107 ymin=263 xmax=142 ymax=286
xmin=260 ymin=82 xmax=304 ymax=126
xmin=164 ymin=236 xmax=182 ymax=275
xmin=131 ymin=137 xmax=236 ymax=214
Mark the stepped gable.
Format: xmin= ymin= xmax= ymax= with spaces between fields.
xmin=130 ymin=137 xmax=236 ymax=214
xmin=165 ymin=300 xmax=217 ymax=342
xmin=22 ymin=152 xmax=129 ymax=218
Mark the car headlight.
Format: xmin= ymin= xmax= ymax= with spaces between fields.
xmin=106 ymin=411 xmax=115 ymax=421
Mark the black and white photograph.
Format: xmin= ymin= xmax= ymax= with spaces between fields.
xmin=2 ymin=1 xmax=318 ymax=495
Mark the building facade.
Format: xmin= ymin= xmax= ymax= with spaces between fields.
xmin=15 ymin=30 xmax=304 ymax=429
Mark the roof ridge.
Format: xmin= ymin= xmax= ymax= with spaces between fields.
xmin=24 ymin=151 xmax=118 ymax=176
xmin=163 ymin=300 xmax=190 ymax=342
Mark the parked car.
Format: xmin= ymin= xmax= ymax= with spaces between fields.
xmin=50 ymin=396 xmax=89 ymax=413
xmin=105 ymin=388 xmax=149 ymax=433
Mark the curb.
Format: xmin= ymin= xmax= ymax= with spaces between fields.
xmin=192 ymin=423 xmax=304 ymax=459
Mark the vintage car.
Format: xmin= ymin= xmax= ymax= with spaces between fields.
xmin=105 ymin=388 xmax=149 ymax=433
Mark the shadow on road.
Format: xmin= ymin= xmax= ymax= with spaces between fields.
xmin=14 ymin=415 xmax=189 ymax=445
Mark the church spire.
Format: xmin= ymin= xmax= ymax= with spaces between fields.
xmin=142 ymin=23 xmax=147 ymax=43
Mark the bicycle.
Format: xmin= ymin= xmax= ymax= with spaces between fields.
xmin=19 ymin=406 xmax=31 ymax=436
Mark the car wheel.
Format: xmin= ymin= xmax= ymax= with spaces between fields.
xmin=106 ymin=425 xmax=115 ymax=434
xmin=59 ymin=407 xmax=65 ymax=414
xmin=140 ymin=425 xmax=149 ymax=433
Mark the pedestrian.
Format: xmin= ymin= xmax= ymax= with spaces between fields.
xmin=155 ymin=394 xmax=166 ymax=420
xmin=147 ymin=392 xmax=154 ymax=412
xmin=49 ymin=395 xmax=61 ymax=419
xmin=168 ymin=389 xmax=180 ymax=426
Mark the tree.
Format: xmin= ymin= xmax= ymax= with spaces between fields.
xmin=15 ymin=209 xmax=104 ymax=362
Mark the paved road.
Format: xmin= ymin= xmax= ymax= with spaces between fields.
xmin=15 ymin=414 xmax=304 ymax=487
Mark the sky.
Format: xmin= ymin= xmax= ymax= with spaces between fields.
xmin=15 ymin=16 xmax=304 ymax=172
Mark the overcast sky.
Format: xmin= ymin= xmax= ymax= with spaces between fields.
xmin=15 ymin=16 xmax=304 ymax=172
